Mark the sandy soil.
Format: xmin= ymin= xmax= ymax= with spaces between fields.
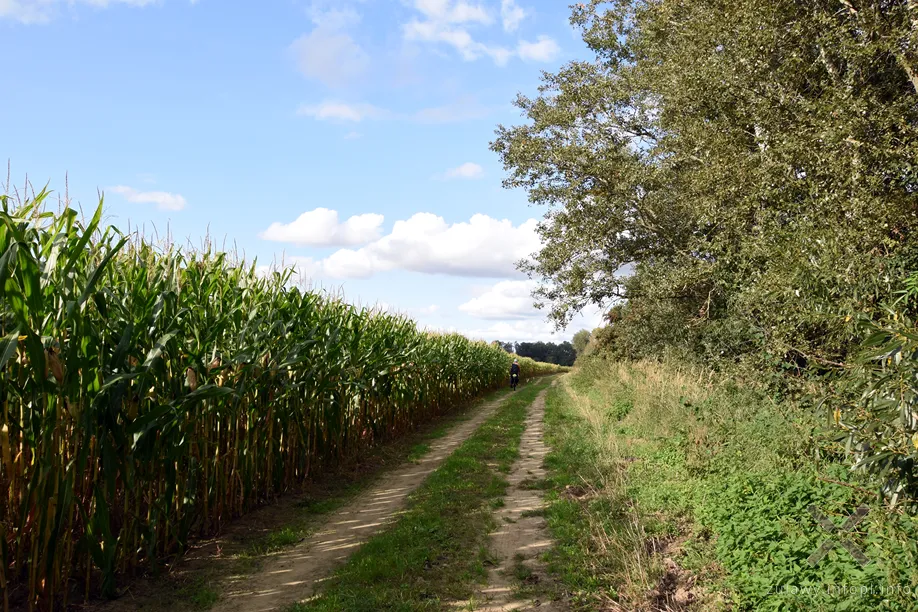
xmin=210 ymin=393 xmax=510 ymax=612
xmin=469 ymin=389 xmax=564 ymax=611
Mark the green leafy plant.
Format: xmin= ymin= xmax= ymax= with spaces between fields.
xmin=0 ymin=188 xmax=565 ymax=609
xmin=836 ymin=276 xmax=918 ymax=508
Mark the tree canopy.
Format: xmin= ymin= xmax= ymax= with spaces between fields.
xmin=493 ymin=0 xmax=918 ymax=372
xmin=572 ymin=329 xmax=592 ymax=356
xmin=496 ymin=340 xmax=577 ymax=367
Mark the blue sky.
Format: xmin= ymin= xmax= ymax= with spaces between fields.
xmin=1 ymin=0 xmax=603 ymax=341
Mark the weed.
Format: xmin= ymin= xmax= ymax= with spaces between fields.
xmin=407 ymin=443 xmax=431 ymax=463
xmin=539 ymin=358 xmax=918 ymax=611
xmin=520 ymin=508 xmax=546 ymax=519
xmin=519 ymin=478 xmax=550 ymax=491
xmin=177 ymin=578 xmax=219 ymax=610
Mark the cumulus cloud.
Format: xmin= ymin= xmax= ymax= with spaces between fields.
xmin=0 ymin=0 xmax=52 ymax=23
xmin=307 ymin=2 xmax=361 ymax=30
xmin=108 ymin=185 xmax=187 ymax=211
xmin=323 ymin=247 xmax=376 ymax=278
xmin=441 ymin=162 xmax=484 ymax=180
xmin=457 ymin=304 xmax=606 ymax=343
xmin=254 ymin=256 xmax=325 ymax=287
xmin=260 ymin=208 xmax=384 ymax=247
xmin=297 ymin=101 xmax=386 ymax=122
xmin=289 ymin=1 xmax=369 ymax=87
xmin=458 ymin=280 xmax=539 ymax=319
xmin=517 ymin=35 xmax=560 ymax=62
xmin=403 ymin=19 xmax=511 ymax=64
xmin=402 ymin=0 xmax=557 ymax=65
xmin=362 ymin=302 xmax=440 ymax=319
xmin=413 ymin=0 xmax=492 ymax=25
xmin=295 ymin=212 xmax=539 ymax=279
xmin=500 ymin=0 xmax=525 ymax=32
xmin=462 ymin=319 xmax=559 ymax=343
xmin=403 ymin=0 xmax=512 ymax=65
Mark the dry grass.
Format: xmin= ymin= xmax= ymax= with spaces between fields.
xmin=541 ymin=359 xmax=719 ymax=610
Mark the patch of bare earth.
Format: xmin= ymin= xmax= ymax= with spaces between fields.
xmin=644 ymin=536 xmax=696 ymax=612
xmin=83 ymin=394 xmax=508 ymax=612
xmin=463 ymin=390 xmax=565 ymax=611
xmin=210 ymin=393 xmax=509 ymax=612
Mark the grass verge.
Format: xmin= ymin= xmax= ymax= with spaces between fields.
xmin=540 ymin=358 xmax=918 ymax=611
xmin=289 ymin=378 xmax=553 ymax=611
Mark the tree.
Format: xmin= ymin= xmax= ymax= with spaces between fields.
xmin=515 ymin=341 xmax=577 ymax=366
xmin=492 ymin=0 xmax=918 ymax=370
xmin=572 ymin=329 xmax=592 ymax=356
xmin=492 ymin=341 xmax=515 ymax=354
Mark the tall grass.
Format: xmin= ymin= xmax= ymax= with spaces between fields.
xmin=0 ymin=188 xmax=562 ymax=610
xmin=544 ymin=356 xmax=918 ymax=611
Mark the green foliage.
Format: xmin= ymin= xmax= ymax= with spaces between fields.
xmin=496 ymin=340 xmax=578 ymax=367
xmin=572 ymin=329 xmax=591 ymax=356
xmin=0 ymin=189 xmax=564 ymax=608
xmin=543 ymin=358 xmax=918 ymax=611
xmin=493 ymin=0 xmax=918 ymax=369
xmin=493 ymin=0 xmax=918 ymax=514
xmin=834 ymin=299 xmax=918 ymax=507
xmin=541 ymin=385 xmax=634 ymax=609
xmin=178 ymin=578 xmax=219 ymax=610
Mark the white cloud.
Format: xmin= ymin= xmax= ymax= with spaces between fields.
xmin=382 ymin=302 xmax=441 ymax=318
xmin=290 ymin=29 xmax=369 ymax=88
xmin=462 ymin=319 xmax=560 ymax=343
xmin=260 ymin=208 xmax=384 ymax=247
xmin=414 ymin=0 xmax=492 ymax=25
xmin=0 ymin=0 xmax=52 ymax=23
xmin=323 ymin=247 xmax=376 ymax=278
xmin=298 ymin=98 xmax=492 ymax=124
xmin=288 ymin=0 xmax=369 ymax=87
xmin=442 ymin=162 xmax=484 ymax=180
xmin=415 ymin=304 xmax=440 ymax=315
xmin=308 ymin=2 xmax=360 ymax=30
xmin=311 ymin=212 xmax=540 ymax=279
xmin=457 ymin=304 xmax=606 ymax=343
xmin=459 ymin=279 xmax=539 ymax=319
xmin=1 ymin=0 xmax=160 ymax=23
xmin=297 ymin=101 xmax=385 ymax=122
xmin=403 ymin=0 xmax=512 ymax=65
xmin=403 ymin=19 xmax=511 ymax=64
xmin=402 ymin=0 xmax=557 ymax=65
xmin=344 ymin=131 xmax=362 ymax=140
xmin=255 ymin=255 xmax=323 ymax=285
xmin=108 ymin=185 xmax=186 ymax=211
xmin=517 ymin=36 xmax=560 ymax=62
xmin=500 ymin=0 xmax=525 ymax=32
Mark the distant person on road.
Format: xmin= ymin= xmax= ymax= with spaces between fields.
xmin=510 ymin=359 xmax=520 ymax=390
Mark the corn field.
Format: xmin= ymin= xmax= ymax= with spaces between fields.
xmin=0 ymin=189 xmax=562 ymax=610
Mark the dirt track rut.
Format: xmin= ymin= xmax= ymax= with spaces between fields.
xmin=471 ymin=389 xmax=563 ymax=611
xmin=213 ymin=393 xmax=510 ymax=612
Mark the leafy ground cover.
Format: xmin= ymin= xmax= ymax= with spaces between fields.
xmin=539 ymin=359 xmax=918 ymax=611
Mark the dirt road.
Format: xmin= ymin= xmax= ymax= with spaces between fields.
xmin=470 ymin=389 xmax=562 ymax=611
xmin=213 ymin=393 xmax=511 ymax=612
